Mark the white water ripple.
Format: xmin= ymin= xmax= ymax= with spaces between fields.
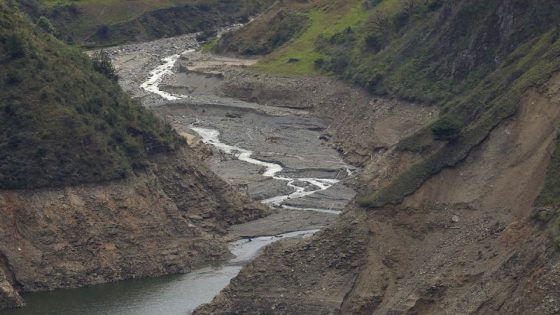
xmin=140 ymin=50 xmax=195 ymax=100
xmin=191 ymin=126 xmax=343 ymax=213
xmin=139 ymin=50 xmax=347 ymax=215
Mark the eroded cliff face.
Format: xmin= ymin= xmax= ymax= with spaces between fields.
xmin=193 ymin=73 xmax=560 ymax=315
xmin=219 ymin=68 xmax=438 ymax=166
xmin=0 ymin=148 xmax=266 ymax=307
xmin=0 ymin=269 xmax=23 ymax=310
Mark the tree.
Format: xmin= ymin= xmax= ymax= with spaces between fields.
xmin=431 ymin=117 xmax=463 ymax=141
xmin=37 ymin=16 xmax=56 ymax=35
xmin=401 ymin=0 xmax=416 ymax=15
xmin=369 ymin=11 xmax=389 ymax=33
xmin=91 ymin=50 xmax=118 ymax=82
xmin=5 ymin=33 xmax=28 ymax=59
xmin=364 ymin=34 xmax=382 ymax=52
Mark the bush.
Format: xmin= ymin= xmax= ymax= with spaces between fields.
xmin=431 ymin=117 xmax=464 ymax=141
xmin=5 ymin=33 xmax=28 ymax=58
xmin=314 ymin=58 xmax=325 ymax=69
xmin=328 ymin=55 xmax=350 ymax=74
xmin=37 ymin=16 xmax=56 ymax=35
xmin=92 ymin=50 xmax=118 ymax=82
xmin=6 ymin=70 xmax=22 ymax=84
xmin=97 ymin=25 xmax=109 ymax=39
xmin=364 ymin=34 xmax=382 ymax=52
xmin=362 ymin=0 xmax=383 ymax=9
xmin=196 ymin=29 xmax=217 ymax=43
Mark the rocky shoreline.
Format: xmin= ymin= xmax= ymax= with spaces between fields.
xmin=0 ymin=147 xmax=267 ymax=308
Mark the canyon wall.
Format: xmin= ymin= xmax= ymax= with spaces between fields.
xmin=0 ymin=148 xmax=266 ymax=307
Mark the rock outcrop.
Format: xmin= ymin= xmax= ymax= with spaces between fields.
xmin=0 ymin=148 xmax=266 ymax=308
xmin=193 ymin=71 xmax=560 ymax=315
xmin=0 ymin=269 xmax=24 ymax=310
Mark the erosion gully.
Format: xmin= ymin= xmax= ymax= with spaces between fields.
xmin=5 ymin=33 xmax=356 ymax=315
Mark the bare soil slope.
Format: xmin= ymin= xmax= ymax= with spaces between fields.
xmin=0 ymin=148 xmax=266 ymax=307
xmin=194 ymin=73 xmax=560 ymax=315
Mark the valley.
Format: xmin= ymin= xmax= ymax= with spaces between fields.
xmin=3 ymin=0 xmax=560 ymax=314
xmin=3 ymin=30 xmax=358 ymax=314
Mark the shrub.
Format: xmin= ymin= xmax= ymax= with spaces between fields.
xmin=91 ymin=50 xmax=118 ymax=82
xmin=431 ymin=117 xmax=464 ymax=141
xmin=5 ymin=33 xmax=28 ymax=58
xmin=196 ymin=29 xmax=217 ymax=43
xmin=328 ymin=55 xmax=350 ymax=74
xmin=37 ymin=16 xmax=56 ymax=35
xmin=363 ymin=0 xmax=383 ymax=10
xmin=364 ymin=34 xmax=382 ymax=52
xmin=6 ymin=70 xmax=22 ymax=84
xmin=314 ymin=58 xmax=325 ymax=69
xmin=94 ymin=25 xmax=110 ymax=40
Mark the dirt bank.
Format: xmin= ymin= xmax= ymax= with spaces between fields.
xmin=194 ymin=72 xmax=560 ymax=314
xmin=217 ymin=67 xmax=438 ymax=166
xmin=0 ymin=148 xmax=266 ymax=306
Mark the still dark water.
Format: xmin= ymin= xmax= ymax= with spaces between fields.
xmin=3 ymin=230 xmax=316 ymax=315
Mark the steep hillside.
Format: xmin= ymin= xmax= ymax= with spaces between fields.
xmin=196 ymin=0 xmax=560 ymax=313
xmin=0 ymin=2 xmax=268 ymax=310
xmin=0 ymin=1 xmax=182 ymax=189
xmin=217 ymin=0 xmax=560 ymax=215
xmin=19 ymin=0 xmax=274 ymax=46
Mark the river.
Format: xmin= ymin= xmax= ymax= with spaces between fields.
xmin=4 ymin=231 xmax=317 ymax=315
xmin=2 ymin=33 xmax=355 ymax=315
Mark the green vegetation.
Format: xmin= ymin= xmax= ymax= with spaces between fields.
xmin=36 ymin=15 xmax=55 ymax=34
xmin=212 ymin=0 xmax=370 ymax=75
xmin=214 ymin=8 xmax=309 ymax=56
xmin=255 ymin=1 xmax=370 ymax=75
xmin=430 ymin=117 xmax=463 ymax=141
xmin=220 ymin=0 xmax=560 ymax=208
xmin=91 ymin=50 xmax=118 ymax=82
xmin=536 ymin=135 xmax=560 ymax=208
xmin=359 ymin=28 xmax=560 ymax=207
xmin=0 ymin=2 xmax=183 ymax=189
xmin=20 ymin=0 xmax=274 ymax=46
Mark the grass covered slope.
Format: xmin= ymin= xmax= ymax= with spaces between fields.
xmin=22 ymin=0 xmax=274 ymax=46
xmin=213 ymin=7 xmax=309 ymax=56
xmin=0 ymin=1 xmax=183 ymax=189
xmin=214 ymin=0 xmax=370 ymax=75
xmin=219 ymin=0 xmax=560 ymax=208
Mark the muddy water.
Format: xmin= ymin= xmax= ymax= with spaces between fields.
xmin=5 ymin=231 xmax=317 ymax=315
xmin=4 ymin=34 xmax=356 ymax=315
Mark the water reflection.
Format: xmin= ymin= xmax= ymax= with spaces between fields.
xmin=4 ymin=230 xmax=317 ymax=315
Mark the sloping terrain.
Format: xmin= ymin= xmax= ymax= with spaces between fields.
xmin=19 ymin=0 xmax=274 ymax=46
xmin=195 ymin=0 xmax=560 ymax=313
xmin=217 ymin=0 xmax=560 ymax=208
xmin=196 ymin=47 xmax=560 ymax=315
xmin=0 ymin=2 xmax=267 ymax=310
xmin=0 ymin=148 xmax=266 ymax=306
xmin=0 ymin=1 xmax=182 ymax=189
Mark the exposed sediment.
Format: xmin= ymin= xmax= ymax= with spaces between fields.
xmin=0 ymin=148 xmax=266 ymax=306
xmin=194 ymin=72 xmax=560 ymax=314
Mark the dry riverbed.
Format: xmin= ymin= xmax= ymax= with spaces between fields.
xmin=105 ymin=36 xmax=357 ymax=239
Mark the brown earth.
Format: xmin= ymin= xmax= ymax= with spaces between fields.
xmin=194 ymin=69 xmax=560 ymax=314
xmin=0 ymin=147 xmax=266 ymax=307
xmin=0 ymin=269 xmax=23 ymax=309
xmin=219 ymin=69 xmax=438 ymax=166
